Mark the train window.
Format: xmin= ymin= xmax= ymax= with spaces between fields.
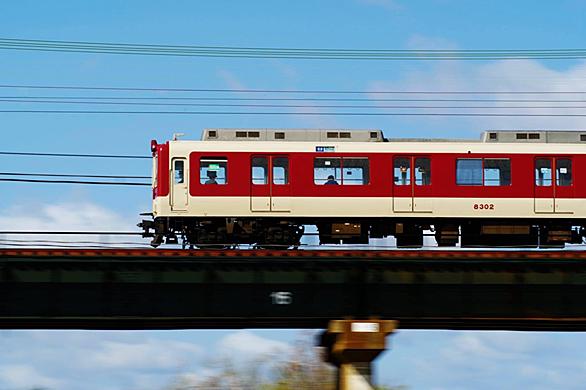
xmin=394 ymin=157 xmax=411 ymax=186
xmin=535 ymin=159 xmax=552 ymax=186
xmin=252 ymin=157 xmax=268 ymax=185
xmin=200 ymin=157 xmax=227 ymax=185
xmin=556 ymin=159 xmax=572 ymax=186
xmin=483 ymin=159 xmax=511 ymax=186
xmin=314 ymin=158 xmax=341 ymax=185
xmin=273 ymin=157 xmax=289 ymax=185
xmin=174 ymin=160 xmax=184 ymax=184
xmin=415 ymin=158 xmax=431 ymax=186
xmin=456 ymin=159 xmax=482 ymax=185
xmin=342 ymin=158 xmax=369 ymax=185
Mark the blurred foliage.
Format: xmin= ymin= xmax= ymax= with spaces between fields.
xmin=164 ymin=332 xmax=407 ymax=390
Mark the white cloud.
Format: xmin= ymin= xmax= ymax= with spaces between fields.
xmin=217 ymin=69 xmax=248 ymax=91
xmin=387 ymin=330 xmax=586 ymax=390
xmin=368 ymin=37 xmax=586 ymax=133
xmin=87 ymin=339 xmax=201 ymax=370
xmin=0 ymin=364 xmax=62 ymax=389
xmin=0 ymin=200 xmax=145 ymax=247
xmin=0 ymin=331 xmax=206 ymax=390
xmin=217 ymin=330 xmax=289 ymax=357
xmin=0 ymin=200 xmax=134 ymax=232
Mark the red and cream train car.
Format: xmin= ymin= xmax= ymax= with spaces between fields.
xmin=139 ymin=129 xmax=586 ymax=248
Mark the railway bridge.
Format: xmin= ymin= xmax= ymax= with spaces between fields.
xmin=1 ymin=248 xmax=586 ymax=389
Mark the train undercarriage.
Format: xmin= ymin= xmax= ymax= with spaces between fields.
xmin=138 ymin=217 xmax=586 ymax=249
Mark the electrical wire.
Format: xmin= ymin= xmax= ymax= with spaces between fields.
xmin=0 ymin=231 xmax=142 ymax=235
xmin=4 ymin=95 xmax=586 ymax=103
xmin=0 ymin=151 xmax=150 ymax=159
xmin=2 ymin=110 xmax=586 ymax=117
xmin=0 ymin=172 xmax=149 ymax=179
xmin=3 ymin=98 xmax=586 ymax=109
xmin=0 ymin=178 xmax=150 ymax=186
xmin=2 ymin=37 xmax=586 ymax=60
xmin=2 ymin=84 xmax=586 ymax=94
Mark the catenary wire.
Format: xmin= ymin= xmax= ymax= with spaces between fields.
xmin=0 ymin=172 xmax=150 ymax=179
xmin=2 ymin=37 xmax=586 ymax=60
xmin=2 ymin=84 xmax=586 ymax=94
xmin=5 ymin=95 xmax=586 ymax=103
xmin=3 ymin=98 xmax=586 ymax=109
xmin=2 ymin=110 xmax=586 ymax=117
xmin=0 ymin=231 xmax=142 ymax=235
xmin=0 ymin=151 xmax=150 ymax=159
xmin=0 ymin=178 xmax=150 ymax=186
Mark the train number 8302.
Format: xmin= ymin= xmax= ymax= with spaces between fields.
xmin=473 ymin=203 xmax=495 ymax=210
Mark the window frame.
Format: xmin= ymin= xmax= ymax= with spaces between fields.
xmin=251 ymin=156 xmax=269 ymax=185
xmin=199 ymin=157 xmax=228 ymax=185
xmin=272 ymin=156 xmax=289 ymax=185
xmin=555 ymin=158 xmax=573 ymax=187
xmin=456 ymin=157 xmax=512 ymax=187
xmin=174 ymin=159 xmax=185 ymax=184
xmin=313 ymin=156 xmax=370 ymax=186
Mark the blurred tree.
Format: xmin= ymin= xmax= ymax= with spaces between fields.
xmin=163 ymin=332 xmax=407 ymax=390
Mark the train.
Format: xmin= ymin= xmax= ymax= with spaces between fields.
xmin=139 ymin=128 xmax=586 ymax=248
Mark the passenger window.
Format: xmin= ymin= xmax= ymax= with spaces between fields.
xmin=252 ymin=157 xmax=268 ymax=185
xmin=314 ymin=158 xmax=341 ymax=185
xmin=343 ymin=158 xmax=369 ymax=185
xmin=535 ymin=159 xmax=552 ymax=187
xmin=394 ymin=157 xmax=411 ymax=186
xmin=174 ymin=160 xmax=184 ymax=184
xmin=456 ymin=159 xmax=482 ymax=185
xmin=556 ymin=158 xmax=572 ymax=186
xmin=272 ymin=157 xmax=289 ymax=185
xmin=484 ymin=159 xmax=511 ymax=186
xmin=415 ymin=158 xmax=431 ymax=186
xmin=199 ymin=157 xmax=227 ymax=185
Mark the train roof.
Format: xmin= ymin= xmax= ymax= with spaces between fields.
xmin=198 ymin=128 xmax=586 ymax=144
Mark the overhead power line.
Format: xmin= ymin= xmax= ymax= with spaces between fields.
xmin=0 ymin=151 xmax=150 ymax=159
xmin=4 ymin=95 xmax=586 ymax=103
xmin=2 ymin=84 xmax=586 ymax=94
xmin=1 ymin=37 xmax=586 ymax=60
xmin=2 ymin=110 xmax=586 ymax=117
xmin=2 ymin=98 xmax=586 ymax=109
xmin=0 ymin=231 xmax=142 ymax=235
xmin=0 ymin=178 xmax=150 ymax=186
xmin=0 ymin=171 xmax=149 ymax=179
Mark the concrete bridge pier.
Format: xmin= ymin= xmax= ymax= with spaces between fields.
xmin=319 ymin=320 xmax=397 ymax=390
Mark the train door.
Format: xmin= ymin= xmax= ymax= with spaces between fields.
xmin=171 ymin=158 xmax=188 ymax=211
xmin=534 ymin=157 xmax=574 ymax=214
xmin=392 ymin=156 xmax=433 ymax=213
xmin=250 ymin=155 xmax=291 ymax=212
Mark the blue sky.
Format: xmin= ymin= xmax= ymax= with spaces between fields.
xmin=2 ymin=0 xmax=586 ymax=389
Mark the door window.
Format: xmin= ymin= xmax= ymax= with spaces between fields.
xmin=556 ymin=158 xmax=572 ymax=186
xmin=252 ymin=157 xmax=268 ymax=185
xmin=272 ymin=157 xmax=289 ymax=185
xmin=535 ymin=159 xmax=552 ymax=186
xmin=394 ymin=157 xmax=411 ymax=185
xmin=174 ymin=160 xmax=184 ymax=184
xmin=414 ymin=157 xmax=431 ymax=186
